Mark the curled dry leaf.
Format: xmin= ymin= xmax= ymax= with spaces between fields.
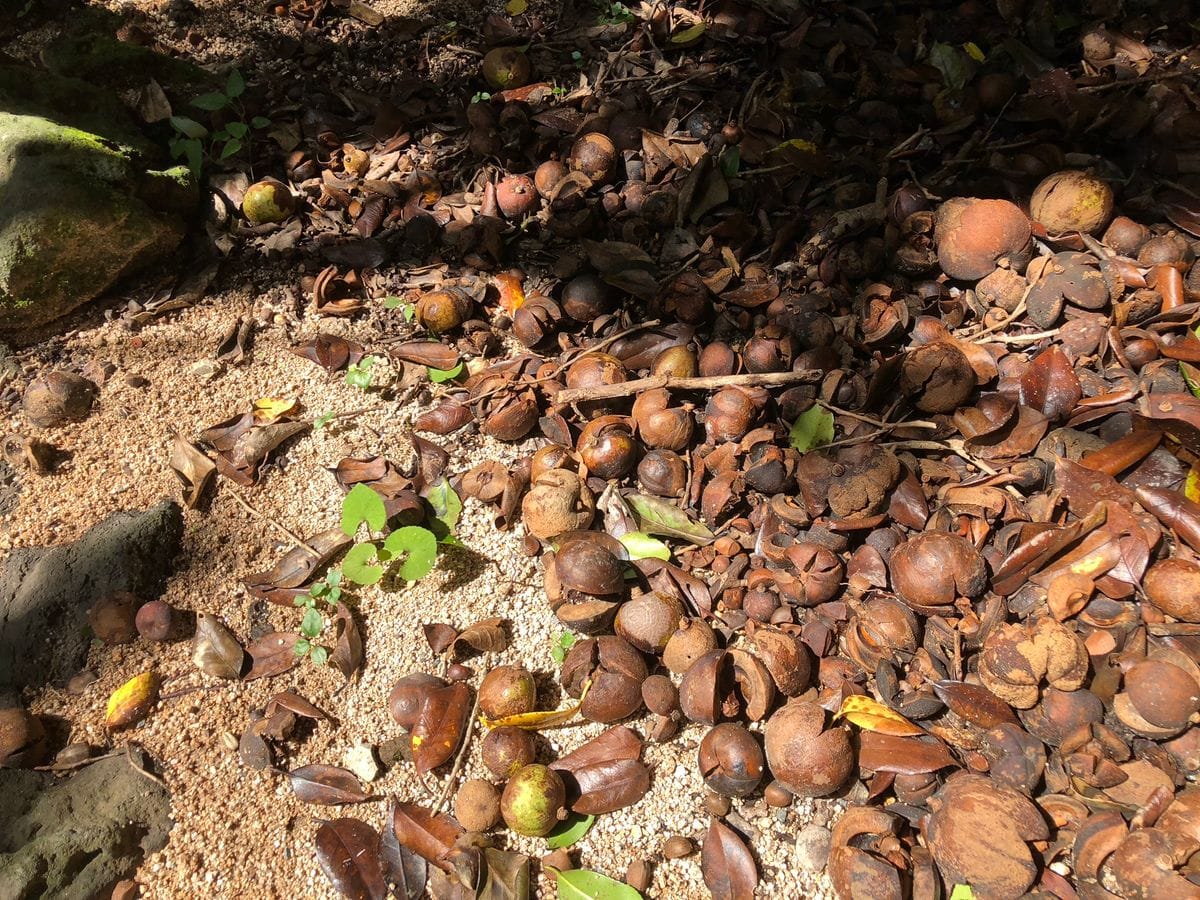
xmin=169 ymin=434 xmax=216 ymax=509
xmin=452 ymin=617 xmax=509 ymax=658
xmin=331 ymin=603 xmax=364 ymax=680
xmin=315 ymin=817 xmax=388 ymax=900
xmin=243 ymin=529 xmax=354 ymax=603
xmin=288 ymin=764 xmax=372 ymax=805
xmin=702 ymin=817 xmax=758 ymax=900
xmin=244 ymin=632 xmax=301 ymax=681
xmin=382 ymin=803 xmax=429 ymax=899
xmin=292 ymin=333 xmax=366 ymax=373
xmin=411 ymin=681 xmax=472 ymax=774
xmin=390 ymin=800 xmax=463 ymax=872
xmin=192 ymin=613 xmax=246 ymax=680
xmin=267 ymin=690 xmax=331 ymax=722
xmin=835 ymin=694 xmax=925 ymax=736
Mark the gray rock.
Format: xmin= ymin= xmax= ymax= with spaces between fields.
xmin=0 ymin=62 xmax=195 ymax=329
xmin=0 ymin=748 xmax=171 ymax=900
xmin=794 ymin=823 xmax=832 ymax=872
xmin=0 ymin=499 xmax=183 ymax=701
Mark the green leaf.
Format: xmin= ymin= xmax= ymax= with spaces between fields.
xmin=182 ymin=140 xmax=203 ymax=177
xmin=326 ymin=569 xmax=342 ymax=587
xmin=425 ymin=478 xmax=462 ymax=537
xmin=309 ymin=645 xmax=329 ymax=666
xmin=547 ymin=814 xmax=595 ymax=849
xmin=619 ymin=531 xmax=670 ymax=561
xmin=427 ymin=362 xmax=463 ymax=383
xmin=381 ymin=526 xmax=438 ymax=581
xmin=300 ymin=607 xmax=323 ymax=639
xmin=383 ymin=295 xmax=404 ymax=309
xmin=720 ymin=145 xmax=741 ymax=178
xmin=251 ymin=116 xmax=272 ymax=128
xmin=310 ymin=580 xmax=328 ymax=598
xmin=294 ymin=638 xmax=311 ymax=656
xmin=342 ymin=542 xmax=384 ymax=585
xmin=225 ymin=69 xmax=245 ymax=98
xmin=314 ymin=411 xmax=334 ymax=430
xmin=326 ymin=585 xmax=342 ymax=604
xmin=625 ymin=493 xmax=715 ymax=545
xmin=928 ymin=42 xmax=976 ymax=91
xmin=342 ymin=483 xmax=388 ymax=536
xmin=191 ymin=91 xmax=230 ymax=111
xmin=670 ymin=22 xmax=706 ymax=43
xmin=169 ymin=115 xmax=208 ymax=139
xmin=226 ymin=120 xmax=249 ymax=138
xmin=788 ymin=404 xmax=835 ymax=452
xmin=345 ymin=357 xmax=376 ymax=390
xmin=219 ymin=138 xmax=243 ymax=160
xmin=949 ymin=886 xmax=975 ymax=900
xmin=551 ymin=630 xmax=576 ymax=664
xmin=556 ymin=868 xmax=643 ymax=899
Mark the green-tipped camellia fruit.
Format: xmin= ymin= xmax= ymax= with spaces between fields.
xmin=242 ymin=178 xmax=295 ymax=224
xmin=481 ymin=47 xmax=531 ymax=91
xmin=500 ymin=764 xmax=566 ymax=836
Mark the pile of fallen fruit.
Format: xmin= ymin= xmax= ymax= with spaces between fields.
xmin=7 ymin=0 xmax=1200 ymax=897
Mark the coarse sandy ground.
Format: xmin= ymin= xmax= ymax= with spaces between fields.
xmin=2 ymin=0 xmax=841 ymax=896
xmin=6 ymin=278 xmax=839 ymax=898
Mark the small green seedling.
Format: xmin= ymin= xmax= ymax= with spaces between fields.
xmin=313 ymin=411 xmax=335 ymax=430
xmin=168 ymin=69 xmax=272 ymax=175
xmin=293 ymin=568 xmax=345 ymax=665
xmin=345 ymin=356 xmax=379 ymax=390
xmin=550 ymin=631 xmax=577 ymax=664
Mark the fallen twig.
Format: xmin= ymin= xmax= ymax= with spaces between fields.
xmin=228 ymin=488 xmax=322 ymax=559
xmin=554 ymin=369 xmax=822 ymax=404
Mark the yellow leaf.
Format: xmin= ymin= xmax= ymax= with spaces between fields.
xmin=670 ymin=22 xmax=706 ymax=44
xmin=773 ymin=138 xmax=818 ymax=154
xmin=505 ymin=0 xmax=527 ymax=13
xmin=834 ymin=694 xmax=925 ymax=737
xmin=1186 ymin=464 xmax=1200 ymax=504
xmin=253 ymin=396 xmax=298 ymax=423
xmin=105 ymin=671 xmax=161 ymax=729
xmin=482 ymin=680 xmax=590 ymax=730
xmin=963 ymin=41 xmax=986 ymax=62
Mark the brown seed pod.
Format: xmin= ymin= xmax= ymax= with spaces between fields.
xmin=496 ymin=174 xmax=539 ymax=219
xmin=704 ymin=387 xmax=758 ymax=443
xmin=569 ymin=133 xmax=617 ymax=184
xmin=482 ymin=390 xmax=540 ymax=442
xmin=479 ymin=665 xmax=537 ymax=720
xmin=663 ymin=836 xmax=695 ymax=859
xmin=522 ymin=469 xmax=595 ymax=540
xmin=978 ymin=617 xmax=1088 ymax=709
xmin=481 ymin=725 xmax=536 ymax=778
xmin=935 ymin=198 xmax=1032 ymax=281
xmin=845 ymin=597 xmax=921 ymax=672
xmin=1021 ymin=687 xmax=1104 ymax=746
xmin=615 ymin=592 xmax=685 ymax=654
xmin=632 ymin=389 xmax=694 ymax=451
xmin=512 ymin=297 xmax=564 ymax=348
xmin=663 ymin=617 xmax=718 ymax=675
xmin=565 ymin=353 xmax=627 ymax=393
xmin=1120 ymin=659 xmax=1200 ymax=731
xmin=764 ymin=700 xmax=854 ymax=798
xmin=481 ymin=47 xmax=531 ymax=91
xmin=553 ymin=537 xmax=626 ymax=597
xmin=88 ymin=592 xmax=139 ymax=645
xmin=135 ymin=599 xmax=174 ymax=642
xmin=1144 ymin=558 xmax=1200 ymax=623
xmin=698 ymin=723 xmax=764 ymax=797
xmin=577 ymin=416 xmax=638 ymax=479
xmin=1030 ymin=170 xmax=1115 ymax=236
xmin=638 ymin=450 xmax=688 ymax=497
xmin=1138 ymin=232 xmax=1194 ymax=267
xmin=0 ymin=706 xmax=46 ymax=768
xmin=388 ymin=673 xmax=446 ymax=730
xmin=651 ymin=346 xmax=698 ymax=379
xmin=561 ymin=636 xmax=647 ymax=723
xmin=531 ymin=444 xmax=573 ymax=481
xmin=455 ymin=778 xmax=501 ymax=832
xmin=899 ymin=342 xmax=976 ymax=413
xmin=561 ymin=273 xmax=613 ymax=322
xmin=890 ymin=532 xmax=987 ymax=608
xmin=534 ymin=159 xmax=567 ymax=198
xmin=416 ymin=288 xmax=473 ymax=333
xmin=1102 ymin=216 xmax=1150 ymax=255
xmin=23 ymin=371 xmax=97 ymax=428
xmin=642 ymin=674 xmax=680 ymax=717
xmin=699 ymin=342 xmax=738 ymax=377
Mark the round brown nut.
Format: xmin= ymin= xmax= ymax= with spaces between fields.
xmin=763 ymin=700 xmax=853 ymax=798
xmin=455 ymin=778 xmax=501 ymax=832
xmin=478 ymin=665 xmax=537 ymax=720
xmin=1030 ymin=170 xmax=1114 ymax=236
xmin=663 ymin=836 xmax=695 ymax=859
xmin=481 ymin=725 xmax=537 ymax=778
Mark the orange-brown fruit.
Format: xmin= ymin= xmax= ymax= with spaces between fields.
xmin=534 ymin=159 xmax=567 ymax=198
xmin=1029 ymin=171 xmax=1114 ymax=236
xmin=569 ymin=133 xmax=617 ymax=184
xmin=496 ymin=174 xmax=539 ymax=218
xmin=935 ymin=197 xmax=1031 ymax=281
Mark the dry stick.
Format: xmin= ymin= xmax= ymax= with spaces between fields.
xmin=126 ymin=743 xmax=169 ymax=790
xmin=228 ymin=488 xmax=322 ymax=559
xmin=554 ymin=369 xmax=822 ymax=405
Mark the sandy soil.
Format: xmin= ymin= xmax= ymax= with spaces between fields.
xmin=5 ymin=287 xmax=838 ymax=900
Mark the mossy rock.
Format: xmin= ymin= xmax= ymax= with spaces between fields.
xmin=0 ymin=63 xmax=193 ymax=329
